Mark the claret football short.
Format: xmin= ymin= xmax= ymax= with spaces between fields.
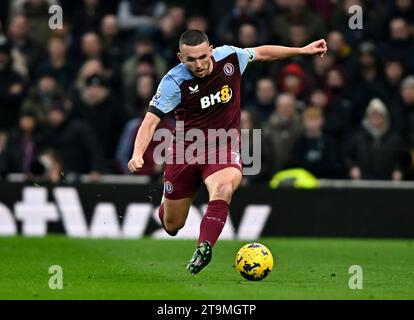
xmin=163 ymin=146 xmax=242 ymax=200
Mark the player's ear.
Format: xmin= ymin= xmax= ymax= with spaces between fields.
xmin=209 ymin=45 xmax=213 ymax=55
xmin=177 ymin=52 xmax=184 ymax=63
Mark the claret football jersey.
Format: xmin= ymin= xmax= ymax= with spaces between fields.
xmin=149 ymin=45 xmax=256 ymax=141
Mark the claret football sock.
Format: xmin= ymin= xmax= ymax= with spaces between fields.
xmin=198 ymin=199 xmax=229 ymax=247
xmin=158 ymin=203 xmax=178 ymax=236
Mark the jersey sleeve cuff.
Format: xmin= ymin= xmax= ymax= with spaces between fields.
xmin=148 ymin=105 xmax=165 ymax=119
xmin=245 ymin=48 xmax=257 ymax=62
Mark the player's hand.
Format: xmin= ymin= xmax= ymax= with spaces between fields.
xmin=128 ymin=156 xmax=144 ymax=174
xmin=302 ymin=39 xmax=328 ymax=58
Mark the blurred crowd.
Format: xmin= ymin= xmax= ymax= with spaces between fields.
xmin=0 ymin=0 xmax=414 ymax=184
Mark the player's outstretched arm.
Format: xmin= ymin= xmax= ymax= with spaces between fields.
xmin=253 ymin=39 xmax=328 ymax=61
xmin=128 ymin=112 xmax=161 ymax=173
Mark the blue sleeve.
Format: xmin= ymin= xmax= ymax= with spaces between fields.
xmin=149 ymin=75 xmax=181 ymax=114
xmin=230 ymin=46 xmax=257 ymax=74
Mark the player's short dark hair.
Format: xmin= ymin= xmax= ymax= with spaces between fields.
xmin=179 ymin=30 xmax=209 ymax=48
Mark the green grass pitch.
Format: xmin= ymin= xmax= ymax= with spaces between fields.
xmin=0 ymin=236 xmax=413 ymax=300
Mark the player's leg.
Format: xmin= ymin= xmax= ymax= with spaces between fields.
xmin=158 ymin=196 xmax=193 ymax=236
xmin=205 ymin=166 xmax=242 ymax=204
xmin=187 ymin=166 xmax=242 ymax=275
xmin=159 ymin=162 xmax=202 ymax=236
xmin=200 ymin=166 xmax=242 ymax=244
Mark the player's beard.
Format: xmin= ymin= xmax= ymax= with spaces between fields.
xmin=193 ymin=60 xmax=212 ymax=78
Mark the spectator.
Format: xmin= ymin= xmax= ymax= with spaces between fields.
xmin=186 ymin=14 xmax=217 ymax=45
xmin=7 ymin=14 xmax=43 ymax=77
xmin=236 ymin=23 xmax=268 ymax=101
xmin=263 ymin=93 xmax=302 ymax=173
xmin=9 ymin=0 xmax=57 ymax=17
xmin=237 ymin=23 xmax=258 ymax=48
xmin=394 ymin=76 xmax=414 ymax=149
xmin=72 ymin=58 xmax=119 ymax=99
xmin=70 ymin=0 xmax=109 ymax=36
xmin=331 ymin=0 xmax=382 ymax=45
xmin=384 ymin=0 xmax=414 ymax=31
xmin=288 ymin=106 xmax=343 ymax=178
xmin=80 ymin=32 xmax=111 ymax=67
xmin=247 ymin=78 xmax=277 ymax=121
xmin=81 ymin=32 xmax=121 ymax=94
xmin=309 ymin=89 xmax=329 ymax=111
xmin=324 ymin=67 xmax=353 ymax=133
xmin=349 ymin=42 xmax=388 ymax=127
xmin=100 ymin=14 xmax=125 ymax=65
xmin=249 ymin=0 xmax=273 ymax=40
xmin=186 ymin=15 xmax=209 ymax=34
xmin=217 ymin=0 xmax=260 ymax=44
xmin=288 ymin=24 xmax=309 ymax=48
xmin=154 ymin=9 xmax=184 ymax=67
xmin=36 ymin=35 xmax=77 ymax=89
xmin=309 ymin=52 xmax=336 ymax=89
xmin=49 ymin=18 xmax=75 ymax=56
xmin=0 ymin=37 xmax=26 ymax=131
xmin=394 ymin=75 xmax=414 ymax=179
xmin=309 ymin=88 xmax=351 ymax=143
xmin=124 ymin=74 xmax=157 ymax=120
xmin=72 ymin=74 xmax=125 ymax=167
xmin=167 ymin=4 xmax=186 ymax=34
xmin=326 ymin=30 xmax=353 ymax=66
xmin=383 ymin=59 xmax=405 ymax=106
xmin=381 ymin=17 xmax=414 ymax=73
xmin=40 ymin=101 xmax=104 ymax=176
xmin=134 ymin=54 xmax=157 ymax=78
xmin=308 ymin=0 xmax=334 ymax=25
xmin=272 ymin=0 xmax=326 ymax=45
xmin=240 ymin=109 xmax=273 ymax=185
xmin=345 ymin=98 xmax=404 ymax=180
xmin=21 ymin=74 xmax=69 ymax=124
xmin=13 ymin=0 xmax=53 ymax=47
xmin=0 ymin=110 xmax=43 ymax=177
xmin=121 ymin=37 xmax=166 ymax=88
xmin=357 ymin=42 xmax=383 ymax=84
xmin=74 ymin=58 xmax=106 ymax=91
xmin=278 ymin=63 xmax=308 ymax=108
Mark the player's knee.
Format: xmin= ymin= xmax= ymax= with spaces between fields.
xmin=212 ymin=182 xmax=234 ymax=202
xmin=164 ymin=216 xmax=185 ymax=233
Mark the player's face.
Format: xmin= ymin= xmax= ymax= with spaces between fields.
xmin=178 ymin=42 xmax=213 ymax=78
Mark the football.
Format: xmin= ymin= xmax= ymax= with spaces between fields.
xmin=235 ymin=243 xmax=274 ymax=281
